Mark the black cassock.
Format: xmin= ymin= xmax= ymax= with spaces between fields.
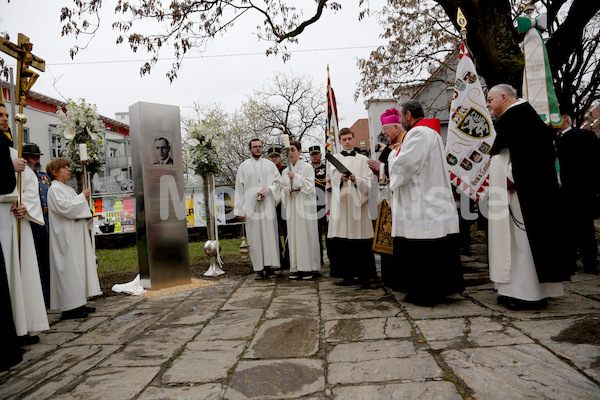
xmin=491 ymin=101 xmax=571 ymax=283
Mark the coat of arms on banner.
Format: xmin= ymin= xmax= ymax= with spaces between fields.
xmin=457 ymin=108 xmax=491 ymax=139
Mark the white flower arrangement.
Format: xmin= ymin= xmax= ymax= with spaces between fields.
xmin=56 ymin=98 xmax=105 ymax=173
xmin=187 ymin=121 xmax=225 ymax=176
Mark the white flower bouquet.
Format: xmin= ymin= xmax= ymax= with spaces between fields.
xmin=56 ymin=98 xmax=105 ymax=173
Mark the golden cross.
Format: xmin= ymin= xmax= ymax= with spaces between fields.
xmin=0 ymin=33 xmax=45 ymax=107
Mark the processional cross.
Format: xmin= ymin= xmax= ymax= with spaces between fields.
xmin=0 ymin=33 xmax=45 ymax=192
xmin=1 ymin=34 xmax=45 ymax=252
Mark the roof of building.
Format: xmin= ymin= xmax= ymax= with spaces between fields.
xmin=1 ymin=81 xmax=129 ymax=136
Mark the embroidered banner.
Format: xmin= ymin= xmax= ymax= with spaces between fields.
xmin=445 ymin=43 xmax=497 ymax=202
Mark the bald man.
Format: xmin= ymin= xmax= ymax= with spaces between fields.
xmin=486 ymin=84 xmax=570 ymax=311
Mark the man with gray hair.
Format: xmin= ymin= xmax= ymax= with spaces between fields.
xmin=388 ymin=100 xmax=464 ymax=305
xmin=487 ymin=84 xmax=570 ymax=310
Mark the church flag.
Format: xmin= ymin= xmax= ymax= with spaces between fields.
xmin=518 ymin=15 xmax=562 ymax=128
xmin=445 ymin=43 xmax=497 ymax=202
xmin=326 ymin=65 xmax=340 ymax=155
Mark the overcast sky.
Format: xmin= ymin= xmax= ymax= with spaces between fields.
xmin=1 ymin=1 xmax=389 ymax=128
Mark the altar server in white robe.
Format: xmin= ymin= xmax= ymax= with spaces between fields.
xmin=327 ymin=128 xmax=377 ymax=285
xmin=47 ymin=158 xmax=101 ymax=320
xmin=0 ymin=147 xmax=49 ymax=340
xmin=281 ymin=140 xmax=320 ymax=280
xmin=234 ymin=139 xmax=283 ymax=280
xmin=388 ymin=100 xmax=464 ymax=305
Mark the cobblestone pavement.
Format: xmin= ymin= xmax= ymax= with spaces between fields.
xmin=1 ymin=244 xmax=599 ymax=399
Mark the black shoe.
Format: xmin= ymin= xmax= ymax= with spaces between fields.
xmin=254 ymin=271 xmax=266 ymax=280
xmin=289 ymin=272 xmax=301 ymax=280
xmin=583 ymin=267 xmax=598 ymax=275
xmin=61 ymin=306 xmax=89 ymax=320
xmin=302 ymin=272 xmax=314 ymax=280
xmin=335 ymin=280 xmax=354 ymax=286
xmin=505 ymin=298 xmax=547 ymax=311
xmin=83 ymin=305 xmax=96 ymax=313
xmin=17 ymin=334 xmax=40 ymax=346
xmin=265 ymin=268 xmax=278 ymax=279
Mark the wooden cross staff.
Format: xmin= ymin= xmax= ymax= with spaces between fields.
xmin=1 ymin=33 xmax=45 ymax=254
xmin=1 ymin=33 xmax=45 ymax=197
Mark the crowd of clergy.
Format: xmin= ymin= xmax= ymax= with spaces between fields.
xmin=234 ymin=86 xmax=584 ymax=311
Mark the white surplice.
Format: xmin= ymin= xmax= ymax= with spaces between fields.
xmin=388 ymin=125 xmax=459 ymax=239
xmin=327 ymin=152 xmax=374 ymax=240
xmin=234 ymin=157 xmax=282 ymax=271
xmin=281 ymin=160 xmax=320 ymax=272
xmin=0 ymin=149 xmax=49 ymax=335
xmin=488 ymin=149 xmax=563 ymax=301
xmin=48 ymin=180 xmax=101 ymax=312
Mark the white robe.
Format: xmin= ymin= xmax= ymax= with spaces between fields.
xmin=488 ymin=149 xmax=563 ymax=301
xmin=281 ymin=160 xmax=320 ymax=272
xmin=388 ymin=125 xmax=459 ymax=239
xmin=0 ymin=149 xmax=49 ymax=335
xmin=327 ymin=152 xmax=374 ymax=239
xmin=48 ymin=180 xmax=101 ymax=311
xmin=234 ymin=158 xmax=282 ymax=271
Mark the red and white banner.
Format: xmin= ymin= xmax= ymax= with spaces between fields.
xmin=326 ymin=65 xmax=340 ymax=155
xmin=445 ymin=43 xmax=496 ymax=202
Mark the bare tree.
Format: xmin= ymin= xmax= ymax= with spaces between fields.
xmin=357 ymin=0 xmax=600 ymax=122
xmin=244 ymin=72 xmax=326 ymax=143
xmin=4 ymin=0 xmax=594 ymax=122
xmin=55 ymin=0 xmax=343 ymax=82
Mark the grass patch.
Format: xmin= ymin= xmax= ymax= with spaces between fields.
xmin=97 ymin=238 xmax=244 ymax=277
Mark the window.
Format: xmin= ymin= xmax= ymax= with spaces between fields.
xmin=22 ymin=127 xmax=29 ymax=143
xmin=51 ymin=133 xmax=63 ymax=158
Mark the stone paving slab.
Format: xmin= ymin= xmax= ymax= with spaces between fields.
xmin=162 ymin=339 xmax=246 ymax=384
xmin=221 ymin=287 xmax=275 ymax=310
xmin=224 ymin=359 xmax=325 ymax=399
xmin=328 ymin=340 xmax=417 ymax=362
xmin=138 ymin=383 xmax=224 ymax=400
xmin=415 ymin=316 xmax=533 ymax=350
xmin=65 ymin=309 xmax=164 ymax=346
xmin=265 ymin=296 xmax=319 ymax=319
xmin=49 ymin=366 xmax=161 ymax=400
xmin=514 ymin=317 xmax=600 ymax=381
xmin=2 ymin=345 xmax=120 ymax=399
xmin=324 ymin=316 xmax=412 ymax=343
xmin=443 ymin=344 xmax=600 ymax=399
xmin=321 ymin=299 xmax=402 ymax=320
xmin=47 ymin=315 xmax=108 ymax=334
xmin=245 ymin=317 xmax=319 ymax=358
xmin=100 ymin=326 xmax=198 ymax=367
xmin=328 ymin=354 xmax=444 ymax=384
xmin=197 ymin=309 xmax=263 ymax=340
xmin=331 ymin=381 xmax=463 ymax=400
xmin=157 ymin=298 xmax=225 ymax=325
xmin=88 ymin=295 xmax=145 ymax=314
